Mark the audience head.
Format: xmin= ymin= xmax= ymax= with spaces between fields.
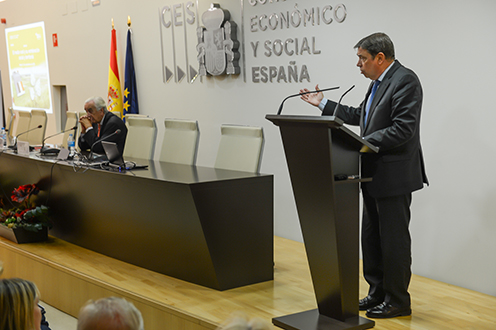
xmin=77 ymin=296 xmax=144 ymax=330
xmin=0 ymin=278 xmax=42 ymax=330
xmin=217 ymin=312 xmax=271 ymax=330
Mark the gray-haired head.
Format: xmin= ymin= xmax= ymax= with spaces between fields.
xmin=84 ymin=96 xmax=108 ymax=114
xmin=217 ymin=312 xmax=271 ymax=330
xmin=77 ymin=296 xmax=144 ymax=330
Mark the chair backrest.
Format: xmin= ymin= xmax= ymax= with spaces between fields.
xmin=214 ymin=124 xmax=264 ymax=173
xmin=61 ymin=111 xmax=78 ymax=148
xmin=27 ymin=109 xmax=47 ymax=145
xmin=159 ymin=119 xmax=199 ymax=165
xmin=15 ymin=111 xmax=31 ymax=142
xmin=6 ymin=107 xmax=15 ymax=142
xmin=123 ymin=116 xmax=157 ymax=159
xmin=76 ymin=111 xmax=87 ymax=150
xmin=125 ymin=114 xmax=149 ymax=127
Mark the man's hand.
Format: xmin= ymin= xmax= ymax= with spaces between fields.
xmin=300 ymin=84 xmax=324 ymax=107
xmin=79 ymin=115 xmax=92 ymax=133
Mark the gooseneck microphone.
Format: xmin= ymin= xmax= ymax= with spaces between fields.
xmin=277 ymin=86 xmax=340 ymax=115
xmin=331 ymin=85 xmax=355 ymax=116
xmin=10 ymin=125 xmax=43 ymax=149
xmin=40 ymin=126 xmax=78 ymax=154
xmin=88 ymin=129 xmax=121 ymax=160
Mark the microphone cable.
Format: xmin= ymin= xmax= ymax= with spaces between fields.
xmin=44 ymin=159 xmax=64 ymax=206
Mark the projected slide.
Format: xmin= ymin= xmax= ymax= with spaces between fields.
xmin=5 ymin=21 xmax=52 ymax=113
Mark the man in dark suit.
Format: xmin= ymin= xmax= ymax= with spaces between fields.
xmin=78 ymin=96 xmax=127 ymax=156
xmin=300 ymin=32 xmax=428 ymax=318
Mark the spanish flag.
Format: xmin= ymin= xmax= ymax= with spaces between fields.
xmin=107 ymin=25 xmax=123 ymax=118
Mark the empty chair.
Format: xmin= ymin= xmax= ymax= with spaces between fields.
xmin=123 ymin=116 xmax=157 ymax=159
xmin=159 ymin=119 xmax=199 ymax=165
xmin=5 ymin=107 xmax=15 ymax=145
xmin=214 ymin=124 xmax=264 ymax=173
xmin=61 ymin=111 xmax=78 ymax=148
xmin=14 ymin=111 xmax=31 ymax=143
xmin=125 ymin=113 xmax=148 ymax=119
xmin=125 ymin=114 xmax=148 ymax=117
xmin=26 ymin=109 xmax=47 ymax=145
xmin=76 ymin=111 xmax=87 ymax=149
xmin=125 ymin=113 xmax=149 ymax=126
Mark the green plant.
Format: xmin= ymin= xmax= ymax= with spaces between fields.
xmin=0 ymin=184 xmax=52 ymax=232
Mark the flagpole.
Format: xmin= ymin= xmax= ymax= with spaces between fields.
xmin=124 ymin=15 xmax=139 ymax=120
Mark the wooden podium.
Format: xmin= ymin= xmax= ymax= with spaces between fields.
xmin=266 ymin=115 xmax=377 ymax=330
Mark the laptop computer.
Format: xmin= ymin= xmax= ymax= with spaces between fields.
xmin=101 ymin=141 xmax=124 ymax=167
xmin=101 ymin=141 xmax=148 ymax=170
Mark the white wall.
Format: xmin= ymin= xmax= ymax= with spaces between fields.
xmin=1 ymin=0 xmax=495 ymax=296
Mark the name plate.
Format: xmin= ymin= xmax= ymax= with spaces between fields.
xmin=17 ymin=141 xmax=30 ymax=155
xmin=57 ymin=148 xmax=70 ymax=160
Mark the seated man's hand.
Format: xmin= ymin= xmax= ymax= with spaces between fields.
xmin=79 ymin=116 xmax=92 ymax=133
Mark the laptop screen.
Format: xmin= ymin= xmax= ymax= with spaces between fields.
xmin=101 ymin=141 xmax=125 ymax=166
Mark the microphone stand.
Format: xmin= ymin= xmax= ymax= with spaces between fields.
xmin=40 ymin=126 xmax=78 ymax=155
xmin=277 ymin=86 xmax=340 ymax=115
xmin=331 ymin=85 xmax=355 ymax=116
xmin=9 ymin=125 xmax=43 ymax=152
xmin=87 ymin=129 xmax=121 ymax=161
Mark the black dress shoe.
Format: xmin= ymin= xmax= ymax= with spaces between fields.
xmin=366 ymin=302 xmax=412 ymax=318
xmin=359 ymin=295 xmax=383 ymax=311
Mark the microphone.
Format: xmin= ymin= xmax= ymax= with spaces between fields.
xmin=88 ymin=129 xmax=121 ymax=160
xmin=40 ymin=126 xmax=78 ymax=154
xmin=331 ymin=85 xmax=355 ymax=116
xmin=277 ymin=86 xmax=340 ymax=115
xmin=10 ymin=125 xmax=43 ymax=149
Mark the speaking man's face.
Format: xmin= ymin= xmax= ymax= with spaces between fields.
xmin=356 ymin=47 xmax=382 ymax=81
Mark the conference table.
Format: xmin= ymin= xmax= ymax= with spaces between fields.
xmin=0 ymin=150 xmax=274 ymax=290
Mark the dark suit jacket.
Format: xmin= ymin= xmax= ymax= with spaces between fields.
xmin=78 ymin=112 xmax=128 ymax=155
xmin=324 ymin=60 xmax=428 ymax=198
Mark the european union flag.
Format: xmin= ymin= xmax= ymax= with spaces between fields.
xmin=123 ymin=28 xmax=138 ymax=122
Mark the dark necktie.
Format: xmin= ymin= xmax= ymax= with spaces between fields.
xmin=364 ymin=80 xmax=381 ymax=126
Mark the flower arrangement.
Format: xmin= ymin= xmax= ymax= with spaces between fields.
xmin=0 ymin=184 xmax=52 ymax=232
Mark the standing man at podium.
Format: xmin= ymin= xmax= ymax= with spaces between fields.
xmin=300 ymin=32 xmax=428 ymax=318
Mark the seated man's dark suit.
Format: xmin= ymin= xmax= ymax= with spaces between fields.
xmin=78 ymin=112 xmax=128 ymax=155
xmin=323 ymin=60 xmax=428 ymax=308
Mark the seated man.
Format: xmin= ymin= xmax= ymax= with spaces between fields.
xmin=77 ymin=297 xmax=144 ymax=330
xmin=78 ymin=96 xmax=127 ymax=156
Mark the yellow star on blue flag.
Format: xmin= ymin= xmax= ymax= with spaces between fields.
xmin=123 ymin=29 xmax=139 ymax=122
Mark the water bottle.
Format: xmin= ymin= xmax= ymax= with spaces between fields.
xmin=67 ymin=133 xmax=75 ymax=157
xmin=0 ymin=127 xmax=6 ymax=148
